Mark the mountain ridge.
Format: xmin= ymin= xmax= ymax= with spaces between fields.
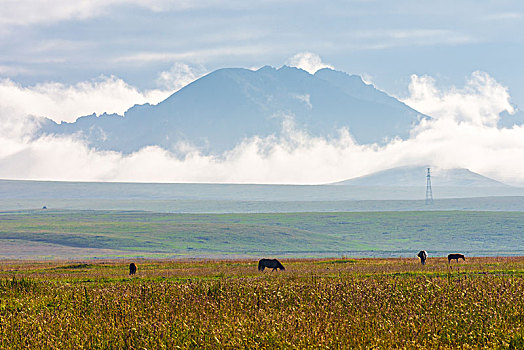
xmin=38 ymin=66 xmax=428 ymax=154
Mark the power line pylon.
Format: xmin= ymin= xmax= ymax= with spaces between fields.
xmin=425 ymin=167 xmax=434 ymax=205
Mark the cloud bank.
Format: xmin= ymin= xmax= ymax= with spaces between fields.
xmin=0 ymin=76 xmax=168 ymax=123
xmin=0 ymin=69 xmax=523 ymax=186
xmin=0 ymin=63 xmax=204 ymax=123
xmin=403 ymin=71 xmax=515 ymax=127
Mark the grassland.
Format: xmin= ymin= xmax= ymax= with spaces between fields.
xmin=1 ymin=210 xmax=523 ymax=259
xmin=1 ymin=257 xmax=523 ymax=349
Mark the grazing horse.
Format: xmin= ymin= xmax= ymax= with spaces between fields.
xmin=258 ymin=259 xmax=285 ymax=272
xmin=129 ymin=263 xmax=137 ymax=275
xmin=448 ymin=254 xmax=465 ymax=263
xmin=417 ymin=250 xmax=428 ymax=265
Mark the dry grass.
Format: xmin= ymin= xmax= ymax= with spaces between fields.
xmin=1 ymin=257 xmax=523 ymax=349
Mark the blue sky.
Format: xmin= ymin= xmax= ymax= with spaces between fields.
xmin=2 ymin=0 xmax=524 ymax=104
xmin=1 ymin=1 xmax=524 ymax=184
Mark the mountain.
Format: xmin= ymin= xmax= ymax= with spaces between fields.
xmin=38 ymin=66 xmax=428 ymax=154
xmin=333 ymin=166 xmax=510 ymax=187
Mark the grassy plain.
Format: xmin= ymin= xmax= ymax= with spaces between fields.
xmin=1 ymin=257 xmax=523 ymax=349
xmin=1 ymin=210 xmax=523 ymax=258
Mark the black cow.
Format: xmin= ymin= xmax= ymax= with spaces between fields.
xmin=258 ymin=258 xmax=285 ymax=272
xmin=448 ymin=254 xmax=465 ymax=263
xmin=129 ymin=262 xmax=137 ymax=275
xmin=417 ymin=250 xmax=428 ymax=265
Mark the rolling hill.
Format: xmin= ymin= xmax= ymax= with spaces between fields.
xmin=333 ymin=166 xmax=510 ymax=187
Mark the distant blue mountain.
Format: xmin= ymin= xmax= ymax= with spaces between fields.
xmin=333 ymin=166 xmax=510 ymax=187
xmin=38 ymin=66 xmax=428 ymax=153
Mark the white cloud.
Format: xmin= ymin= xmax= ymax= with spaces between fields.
xmin=286 ymin=52 xmax=334 ymax=74
xmin=403 ymin=71 xmax=515 ymax=127
xmin=1 ymin=1 xmax=114 ymax=27
xmin=156 ymin=63 xmax=207 ymax=91
xmin=115 ymin=45 xmax=269 ymax=64
xmin=1 ymin=71 xmax=524 ymax=186
xmin=0 ymin=76 xmax=169 ymax=122
xmin=0 ymin=0 xmax=198 ymax=28
xmin=0 ymin=65 xmax=208 ymax=123
xmin=345 ymin=29 xmax=474 ymax=50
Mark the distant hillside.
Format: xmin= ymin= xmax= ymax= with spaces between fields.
xmin=333 ymin=166 xmax=510 ymax=187
xmin=37 ymin=66 xmax=427 ymax=153
xmin=3 ymin=178 xmax=524 ymax=214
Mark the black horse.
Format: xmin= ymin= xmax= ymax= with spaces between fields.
xmin=129 ymin=263 xmax=137 ymax=275
xmin=258 ymin=259 xmax=285 ymax=272
xmin=448 ymin=253 xmax=465 ymax=263
xmin=417 ymin=250 xmax=427 ymax=265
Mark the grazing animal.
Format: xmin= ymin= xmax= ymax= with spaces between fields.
xmin=258 ymin=258 xmax=285 ymax=272
xmin=129 ymin=263 xmax=137 ymax=275
xmin=447 ymin=254 xmax=465 ymax=263
xmin=417 ymin=250 xmax=428 ymax=265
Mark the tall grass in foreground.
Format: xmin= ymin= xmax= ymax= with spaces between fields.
xmin=1 ymin=258 xmax=523 ymax=349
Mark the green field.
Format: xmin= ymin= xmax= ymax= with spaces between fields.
xmin=1 ymin=210 xmax=523 ymax=259
xmin=1 ymin=258 xmax=523 ymax=349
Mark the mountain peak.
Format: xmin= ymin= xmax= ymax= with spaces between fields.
xmin=257 ymin=65 xmax=276 ymax=72
xmin=38 ymin=66 xmax=427 ymax=154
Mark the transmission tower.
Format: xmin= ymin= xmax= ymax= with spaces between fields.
xmin=425 ymin=167 xmax=434 ymax=205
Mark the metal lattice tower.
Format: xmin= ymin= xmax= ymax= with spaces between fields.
xmin=425 ymin=167 xmax=434 ymax=205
